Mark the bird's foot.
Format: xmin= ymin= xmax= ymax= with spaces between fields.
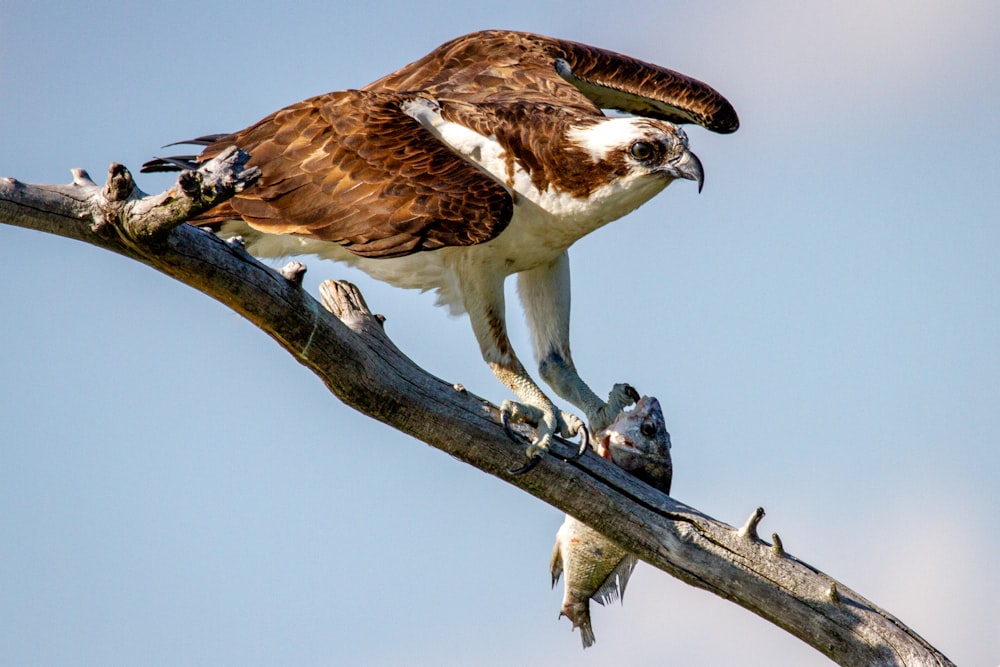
xmin=586 ymin=383 xmax=641 ymax=432
xmin=501 ymin=400 xmax=590 ymax=475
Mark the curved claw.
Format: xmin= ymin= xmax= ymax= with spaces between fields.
xmin=624 ymin=384 xmax=640 ymax=403
xmin=502 ymin=407 xmax=543 ymax=475
xmin=507 ymin=454 xmax=543 ymax=476
xmin=567 ymin=423 xmax=591 ymax=461
xmin=501 ymin=408 xmax=528 ymax=444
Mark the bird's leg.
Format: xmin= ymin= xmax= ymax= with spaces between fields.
xmin=517 ymin=253 xmax=637 ymax=433
xmin=460 ymin=270 xmax=586 ymax=469
xmin=491 ymin=361 xmax=586 ymax=457
xmin=541 ymin=360 xmax=639 ymax=432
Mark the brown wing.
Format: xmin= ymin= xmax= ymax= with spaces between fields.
xmin=365 ymin=30 xmax=738 ymax=134
xmin=194 ymin=90 xmax=513 ymax=258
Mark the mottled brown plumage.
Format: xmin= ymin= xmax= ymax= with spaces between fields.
xmin=366 ymin=30 xmax=739 ymax=133
xmin=191 ymin=91 xmax=513 ymax=257
xmin=150 ymin=30 xmax=737 ymax=258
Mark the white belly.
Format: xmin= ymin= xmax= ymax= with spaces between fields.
xmin=222 ymin=202 xmax=583 ymax=316
xmin=223 ymin=166 xmax=670 ymax=316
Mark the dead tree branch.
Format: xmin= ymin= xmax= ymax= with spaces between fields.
xmin=0 ymin=156 xmax=954 ymax=667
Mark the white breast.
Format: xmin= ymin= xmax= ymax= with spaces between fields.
xmin=229 ymin=102 xmax=672 ymax=316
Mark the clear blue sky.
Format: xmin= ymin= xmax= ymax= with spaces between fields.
xmin=2 ymin=1 xmax=998 ymax=664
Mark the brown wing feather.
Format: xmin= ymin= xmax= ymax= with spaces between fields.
xmin=549 ymin=37 xmax=740 ymax=133
xmin=365 ymin=31 xmax=599 ymax=113
xmin=195 ymin=90 xmax=513 ymax=258
xmin=366 ymin=30 xmax=738 ymax=133
xmin=163 ymin=31 xmax=734 ymax=257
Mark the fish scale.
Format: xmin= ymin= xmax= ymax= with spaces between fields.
xmin=550 ymin=395 xmax=672 ymax=648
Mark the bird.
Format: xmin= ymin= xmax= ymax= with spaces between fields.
xmin=142 ymin=30 xmax=738 ymax=472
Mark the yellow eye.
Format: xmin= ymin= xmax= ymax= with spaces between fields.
xmin=629 ymin=141 xmax=653 ymax=160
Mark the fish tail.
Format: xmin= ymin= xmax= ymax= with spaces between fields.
xmin=562 ymin=601 xmax=596 ymax=649
xmin=579 ymin=620 xmax=596 ymax=649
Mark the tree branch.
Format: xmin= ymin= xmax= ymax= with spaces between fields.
xmin=0 ymin=157 xmax=954 ymax=666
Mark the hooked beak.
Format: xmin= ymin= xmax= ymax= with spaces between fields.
xmin=669 ymin=149 xmax=705 ymax=193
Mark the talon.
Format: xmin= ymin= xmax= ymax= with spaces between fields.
xmin=501 ymin=409 xmax=528 ymax=444
xmin=507 ymin=454 xmax=543 ymax=475
xmin=499 ymin=399 xmax=586 ymax=472
xmin=568 ymin=423 xmax=590 ymax=461
xmin=624 ymin=384 xmax=640 ymax=403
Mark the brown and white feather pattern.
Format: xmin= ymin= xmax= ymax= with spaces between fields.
xmin=366 ymin=30 xmax=739 ymax=133
xmin=169 ymin=29 xmax=737 ymax=260
xmin=431 ymin=100 xmax=622 ymax=199
xmin=192 ymin=91 xmax=513 ymax=258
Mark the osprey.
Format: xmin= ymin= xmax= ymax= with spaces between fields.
xmin=143 ymin=30 xmax=738 ymax=471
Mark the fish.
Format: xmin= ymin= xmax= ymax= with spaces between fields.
xmin=549 ymin=395 xmax=672 ymax=648
xmin=595 ymin=395 xmax=672 ymax=495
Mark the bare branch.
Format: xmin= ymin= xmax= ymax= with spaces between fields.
xmin=772 ymin=532 xmax=786 ymax=558
xmin=0 ymin=160 xmax=955 ymax=667
xmin=738 ymin=506 xmax=766 ymax=541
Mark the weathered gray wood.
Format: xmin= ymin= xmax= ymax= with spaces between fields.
xmin=0 ymin=157 xmax=955 ymax=666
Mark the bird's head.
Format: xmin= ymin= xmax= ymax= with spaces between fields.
xmin=568 ymin=116 xmax=704 ymax=193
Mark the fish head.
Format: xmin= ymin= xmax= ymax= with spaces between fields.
xmin=596 ymin=396 xmax=673 ymax=494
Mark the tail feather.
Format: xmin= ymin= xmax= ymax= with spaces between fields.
xmin=164 ymin=134 xmax=230 ymax=148
xmin=140 ymin=155 xmax=202 ymax=173
xmin=140 ymin=134 xmax=233 ymax=173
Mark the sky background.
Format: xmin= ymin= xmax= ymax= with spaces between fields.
xmin=2 ymin=1 xmax=998 ymax=665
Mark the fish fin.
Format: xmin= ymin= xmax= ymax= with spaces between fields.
xmin=549 ymin=541 xmax=563 ymax=588
xmin=562 ymin=601 xmax=596 ymax=649
xmin=592 ymin=554 xmax=638 ymax=606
